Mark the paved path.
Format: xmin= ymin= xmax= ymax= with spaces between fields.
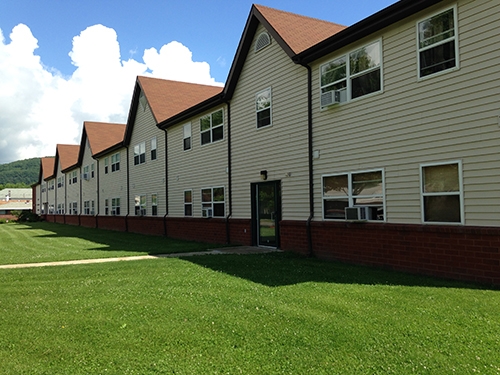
xmin=0 ymin=246 xmax=281 ymax=269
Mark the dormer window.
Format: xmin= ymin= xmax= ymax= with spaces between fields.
xmin=255 ymin=32 xmax=271 ymax=52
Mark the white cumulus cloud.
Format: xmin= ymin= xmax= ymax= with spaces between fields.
xmin=0 ymin=23 xmax=223 ymax=165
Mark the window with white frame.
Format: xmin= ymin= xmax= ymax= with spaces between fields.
xmin=151 ymin=137 xmax=157 ymax=160
xmin=183 ymin=123 xmax=192 ymax=151
xmin=322 ymin=170 xmax=384 ymax=221
xmin=83 ymin=165 xmax=90 ymax=180
xmin=57 ymin=176 xmax=64 ymax=188
xmin=134 ymin=142 xmax=146 ymax=165
xmin=57 ymin=203 xmax=64 ymax=215
xmin=72 ymin=171 xmax=77 ymax=184
xmin=320 ymin=40 xmax=381 ymax=108
xmin=111 ymin=198 xmax=120 ymax=215
xmin=70 ymin=202 xmax=78 ymax=215
xmin=151 ymin=194 xmax=158 ymax=216
xmin=184 ymin=190 xmax=193 ymax=216
xmin=417 ymin=7 xmax=458 ymax=78
xmin=84 ymin=200 xmax=90 ymax=215
xmin=91 ymin=163 xmax=95 ymax=178
xmin=104 ymin=157 xmax=109 ymax=174
xmin=256 ymin=88 xmax=272 ymax=128
xmin=105 ymin=199 xmax=109 ymax=215
xmin=49 ymin=180 xmax=55 ymax=190
xmin=201 ymin=187 xmax=225 ymax=217
xmin=135 ymin=195 xmax=146 ymax=215
xmin=421 ymin=161 xmax=462 ymax=223
xmin=42 ymin=182 xmax=46 ymax=193
xmin=200 ymin=109 xmax=223 ymax=145
xmin=111 ymin=153 xmax=120 ymax=172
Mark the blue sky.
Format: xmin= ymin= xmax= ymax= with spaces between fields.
xmin=0 ymin=0 xmax=397 ymax=164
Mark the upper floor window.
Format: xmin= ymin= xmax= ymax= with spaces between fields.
xmin=134 ymin=142 xmax=146 ymax=165
xmin=320 ymin=40 xmax=381 ymax=108
xmin=420 ymin=161 xmax=463 ymax=223
xmin=151 ymin=137 xmax=157 ymax=160
xmin=57 ymin=177 xmax=64 ymax=188
xmin=418 ymin=7 xmax=458 ymax=78
xmin=322 ymin=169 xmax=384 ymax=221
xmin=200 ymin=109 xmax=223 ymax=145
xmin=82 ymin=166 xmax=90 ymax=180
xmin=111 ymin=153 xmax=120 ymax=172
xmin=91 ymin=163 xmax=95 ymax=178
xmin=256 ymin=88 xmax=272 ymax=128
xmin=183 ymin=123 xmax=192 ymax=151
xmin=104 ymin=157 xmax=109 ymax=174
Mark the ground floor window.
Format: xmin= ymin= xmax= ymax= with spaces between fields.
xmin=135 ymin=195 xmax=146 ymax=215
xmin=421 ymin=161 xmax=462 ymax=223
xmin=57 ymin=203 xmax=64 ymax=214
xmin=184 ymin=190 xmax=192 ymax=216
xmin=70 ymin=202 xmax=78 ymax=215
xmin=105 ymin=199 xmax=109 ymax=215
xmin=83 ymin=200 xmax=94 ymax=215
xmin=322 ymin=169 xmax=384 ymax=221
xmin=111 ymin=198 xmax=120 ymax=215
xmin=201 ymin=187 xmax=225 ymax=217
xmin=151 ymin=194 xmax=158 ymax=216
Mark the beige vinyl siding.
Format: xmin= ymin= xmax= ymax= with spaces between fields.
xmin=312 ymin=0 xmax=500 ymax=226
xmin=54 ymin=162 xmax=65 ymax=213
xmin=231 ymin=24 xmax=310 ymax=220
xmin=65 ymin=167 xmax=80 ymax=214
xmin=128 ymin=102 xmax=166 ymax=216
xmin=167 ymin=105 xmax=228 ymax=217
xmin=98 ymin=148 xmax=127 ymax=216
xmin=80 ymin=141 xmax=97 ymax=215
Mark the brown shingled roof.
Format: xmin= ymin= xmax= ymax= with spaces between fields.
xmin=137 ymin=76 xmax=223 ymax=124
xmin=56 ymin=144 xmax=80 ymax=172
xmin=254 ymin=4 xmax=346 ymax=55
xmin=41 ymin=157 xmax=55 ymax=180
xmin=84 ymin=121 xmax=126 ymax=156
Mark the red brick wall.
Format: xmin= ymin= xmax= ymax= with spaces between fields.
xmin=228 ymin=218 xmax=252 ymax=245
xmin=96 ymin=216 xmax=127 ymax=232
xmin=281 ymin=220 xmax=500 ymax=286
xmin=166 ymin=217 xmax=228 ymax=244
xmin=80 ymin=216 xmax=97 ymax=228
xmin=127 ymin=216 xmax=165 ymax=236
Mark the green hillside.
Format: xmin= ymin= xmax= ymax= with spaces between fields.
xmin=0 ymin=158 xmax=40 ymax=188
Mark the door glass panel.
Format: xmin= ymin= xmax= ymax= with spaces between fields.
xmin=258 ymin=183 xmax=276 ymax=247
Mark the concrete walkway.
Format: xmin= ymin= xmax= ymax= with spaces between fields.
xmin=0 ymin=246 xmax=281 ymax=269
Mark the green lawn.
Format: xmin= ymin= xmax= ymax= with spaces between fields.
xmin=0 ymin=222 xmax=218 ymax=265
xmin=1 ymin=222 xmax=499 ymax=374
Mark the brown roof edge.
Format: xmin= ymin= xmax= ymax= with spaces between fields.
xmin=295 ymin=0 xmax=445 ymax=64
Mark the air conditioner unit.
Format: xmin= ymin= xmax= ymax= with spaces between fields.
xmin=202 ymin=207 xmax=213 ymax=218
xmin=82 ymin=173 xmax=89 ymax=180
xmin=345 ymin=206 xmax=373 ymax=221
xmin=321 ymin=90 xmax=340 ymax=107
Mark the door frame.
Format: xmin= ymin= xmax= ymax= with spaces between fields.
xmin=250 ymin=180 xmax=281 ymax=248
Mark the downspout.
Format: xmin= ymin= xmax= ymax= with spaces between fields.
xmin=125 ymin=146 xmax=130 ymax=232
xmin=163 ymin=129 xmax=169 ymax=237
xmin=96 ymin=159 xmax=99 ymax=229
xmin=300 ymin=62 xmax=315 ymax=257
xmin=225 ymin=101 xmax=232 ymax=245
xmin=79 ymin=170 xmax=82 ymax=226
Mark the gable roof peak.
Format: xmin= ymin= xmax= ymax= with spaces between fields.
xmin=252 ymin=4 xmax=347 ymax=55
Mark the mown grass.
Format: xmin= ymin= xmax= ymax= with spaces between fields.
xmin=0 ymin=222 xmax=219 ymax=265
xmin=0 ymin=222 xmax=499 ymax=374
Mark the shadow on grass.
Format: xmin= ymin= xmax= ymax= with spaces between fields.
xmin=15 ymin=221 xmax=220 ymax=255
xmin=184 ymin=252 xmax=492 ymax=290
